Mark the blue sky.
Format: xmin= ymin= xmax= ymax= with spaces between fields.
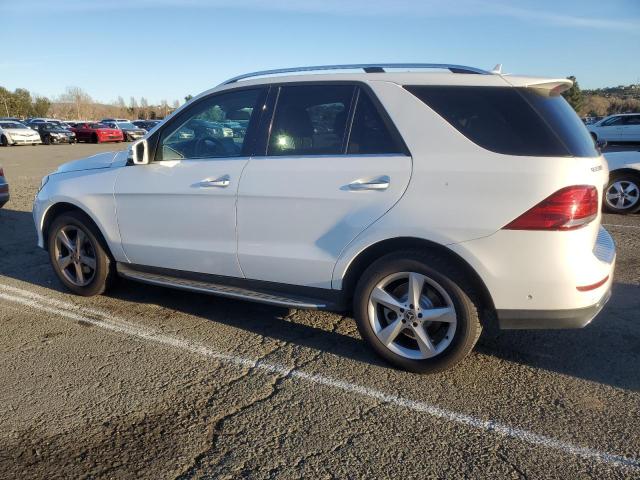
xmin=2 ymin=0 xmax=639 ymax=105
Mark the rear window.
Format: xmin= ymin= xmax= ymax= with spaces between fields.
xmin=405 ymin=85 xmax=598 ymax=157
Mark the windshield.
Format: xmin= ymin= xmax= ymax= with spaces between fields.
xmin=118 ymin=122 xmax=138 ymax=129
xmin=90 ymin=123 xmax=109 ymax=129
xmin=0 ymin=122 xmax=27 ymax=129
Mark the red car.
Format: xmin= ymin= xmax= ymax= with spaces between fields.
xmin=71 ymin=123 xmax=123 ymax=143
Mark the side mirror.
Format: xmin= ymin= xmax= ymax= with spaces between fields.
xmin=130 ymin=139 xmax=149 ymax=165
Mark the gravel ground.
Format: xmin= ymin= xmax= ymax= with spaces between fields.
xmin=0 ymin=142 xmax=639 ymax=479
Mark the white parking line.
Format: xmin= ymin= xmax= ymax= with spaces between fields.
xmin=0 ymin=283 xmax=638 ymax=471
xmin=603 ymin=223 xmax=640 ymax=230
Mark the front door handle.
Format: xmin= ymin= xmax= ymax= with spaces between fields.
xmin=347 ymin=175 xmax=390 ymax=191
xmin=197 ymin=175 xmax=230 ymax=188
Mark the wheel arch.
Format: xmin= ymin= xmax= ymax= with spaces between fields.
xmin=340 ymin=236 xmax=496 ymax=322
xmin=42 ymin=202 xmax=112 ymax=257
xmin=609 ymin=168 xmax=640 ymax=180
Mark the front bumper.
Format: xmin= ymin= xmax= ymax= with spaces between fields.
xmin=10 ymin=137 xmax=42 ymax=145
xmin=0 ymin=183 xmax=9 ymax=207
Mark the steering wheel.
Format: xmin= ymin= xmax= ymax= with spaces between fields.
xmin=194 ymin=136 xmax=225 ymax=157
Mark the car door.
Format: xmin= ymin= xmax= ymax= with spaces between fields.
xmin=237 ymin=84 xmax=412 ymax=289
xmin=596 ymin=116 xmax=624 ymax=141
xmin=114 ymin=87 xmax=267 ymax=277
xmin=621 ymin=115 xmax=640 ymax=141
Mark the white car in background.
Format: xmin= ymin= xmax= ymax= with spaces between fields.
xmin=604 ymin=150 xmax=640 ymax=214
xmin=0 ymin=121 xmax=42 ymax=146
xmin=588 ymin=113 xmax=640 ymax=142
xmin=33 ymin=64 xmax=615 ymax=373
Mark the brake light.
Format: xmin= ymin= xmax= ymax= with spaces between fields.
xmin=503 ymin=185 xmax=598 ymax=231
xmin=0 ymin=168 xmax=4 ymax=177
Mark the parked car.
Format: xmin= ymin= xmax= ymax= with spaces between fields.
xmin=33 ymin=64 xmax=615 ymax=373
xmin=603 ymin=150 xmax=640 ymax=214
xmin=101 ymin=120 xmax=147 ymax=141
xmin=71 ymin=122 xmax=123 ymax=143
xmin=132 ymin=120 xmax=162 ymax=131
xmin=0 ymin=166 xmax=9 ymax=208
xmin=0 ymin=120 xmax=42 ymax=146
xmin=34 ymin=122 xmax=77 ymax=145
xmin=588 ymin=113 xmax=640 ymax=142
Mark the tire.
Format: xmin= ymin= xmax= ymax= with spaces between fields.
xmin=47 ymin=211 xmax=115 ymax=296
xmin=590 ymin=132 xmax=597 ymax=141
xmin=1 ymin=135 xmax=8 ymax=147
xmin=603 ymin=172 xmax=640 ymax=214
xmin=92 ymin=133 xmax=99 ymax=144
xmin=43 ymin=135 xmax=51 ymax=145
xmin=353 ymin=250 xmax=482 ymax=373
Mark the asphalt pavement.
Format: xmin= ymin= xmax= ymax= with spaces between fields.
xmin=0 ymin=142 xmax=639 ymax=479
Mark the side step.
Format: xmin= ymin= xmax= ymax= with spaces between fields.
xmin=116 ymin=263 xmax=328 ymax=309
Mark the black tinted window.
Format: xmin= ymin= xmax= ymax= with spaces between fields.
xmin=268 ymin=85 xmax=355 ymax=156
xmin=624 ymin=115 xmax=640 ymax=125
xmin=348 ymin=90 xmax=404 ymax=154
xmin=405 ymin=85 xmax=597 ymax=157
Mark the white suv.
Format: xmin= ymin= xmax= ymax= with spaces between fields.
xmin=33 ymin=64 xmax=616 ymax=373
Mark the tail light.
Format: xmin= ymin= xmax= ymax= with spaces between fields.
xmin=0 ymin=168 xmax=4 ymax=177
xmin=503 ymin=185 xmax=598 ymax=231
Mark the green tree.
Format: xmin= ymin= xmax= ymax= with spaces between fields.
xmin=32 ymin=96 xmax=51 ymax=117
xmin=184 ymin=94 xmax=193 ymax=103
xmin=562 ymin=76 xmax=584 ymax=113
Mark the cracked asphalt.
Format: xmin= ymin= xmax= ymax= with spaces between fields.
xmin=0 ymin=143 xmax=639 ymax=479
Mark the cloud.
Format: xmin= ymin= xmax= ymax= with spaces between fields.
xmin=5 ymin=0 xmax=639 ymax=32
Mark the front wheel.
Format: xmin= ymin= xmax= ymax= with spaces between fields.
xmin=0 ymin=135 xmax=7 ymax=147
xmin=354 ymin=251 xmax=482 ymax=373
xmin=604 ymin=173 xmax=640 ymax=214
xmin=47 ymin=212 xmax=115 ymax=296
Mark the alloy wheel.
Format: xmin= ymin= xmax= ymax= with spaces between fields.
xmin=367 ymin=272 xmax=457 ymax=360
xmin=606 ymin=179 xmax=640 ymax=211
xmin=53 ymin=226 xmax=97 ymax=287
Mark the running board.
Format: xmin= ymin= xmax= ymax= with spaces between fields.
xmin=116 ymin=263 xmax=328 ymax=309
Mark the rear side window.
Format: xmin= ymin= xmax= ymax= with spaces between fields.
xmin=268 ymin=85 xmax=355 ymax=156
xmin=405 ymin=86 xmax=598 ymax=157
xmin=348 ymin=90 xmax=404 ymax=154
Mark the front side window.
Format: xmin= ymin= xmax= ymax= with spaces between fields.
xmin=268 ymin=85 xmax=355 ymax=156
xmin=405 ymin=85 xmax=597 ymax=157
xmin=158 ymin=88 xmax=263 ymax=161
xmin=623 ymin=115 xmax=640 ymax=125
xmin=601 ymin=116 xmax=623 ymax=126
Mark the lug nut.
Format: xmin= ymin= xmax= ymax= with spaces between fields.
xmin=412 ymin=322 xmax=418 ymax=327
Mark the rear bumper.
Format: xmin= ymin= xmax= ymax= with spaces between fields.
xmin=496 ymin=287 xmax=612 ymax=329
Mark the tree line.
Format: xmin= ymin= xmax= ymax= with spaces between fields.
xmin=562 ymin=76 xmax=640 ymax=117
xmin=2 ymin=79 xmax=639 ymax=122
xmin=0 ymin=85 xmax=183 ymax=120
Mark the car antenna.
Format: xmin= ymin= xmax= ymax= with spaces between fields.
xmin=491 ymin=63 xmax=503 ymax=74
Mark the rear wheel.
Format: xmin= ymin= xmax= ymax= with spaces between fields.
xmin=354 ymin=251 xmax=482 ymax=373
xmin=604 ymin=172 xmax=640 ymax=214
xmin=1 ymin=135 xmax=8 ymax=146
xmin=47 ymin=212 xmax=114 ymax=296
xmin=43 ymin=135 xmax=51 ymax=145
xmin=92 ymin=133 xmax=99 ymax=144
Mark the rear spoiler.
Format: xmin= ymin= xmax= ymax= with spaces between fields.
xmin=500 ymin=75 xmax=573 ymax=95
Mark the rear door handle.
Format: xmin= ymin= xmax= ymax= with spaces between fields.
xmin=347 ymin=175 xmax=390 ymax=191
xmin=197 ymin=175 xmax=230 ymax=188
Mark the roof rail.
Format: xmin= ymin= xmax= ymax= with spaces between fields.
xmin=220 ymin=63 xmax=490 ymax=85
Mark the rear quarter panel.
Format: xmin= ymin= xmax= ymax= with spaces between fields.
xmin=332 ymin=80 xmax=609 ymax=288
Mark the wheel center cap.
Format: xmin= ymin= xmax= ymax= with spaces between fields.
xmin=405 ymin=310 xmax=416 ymax=322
